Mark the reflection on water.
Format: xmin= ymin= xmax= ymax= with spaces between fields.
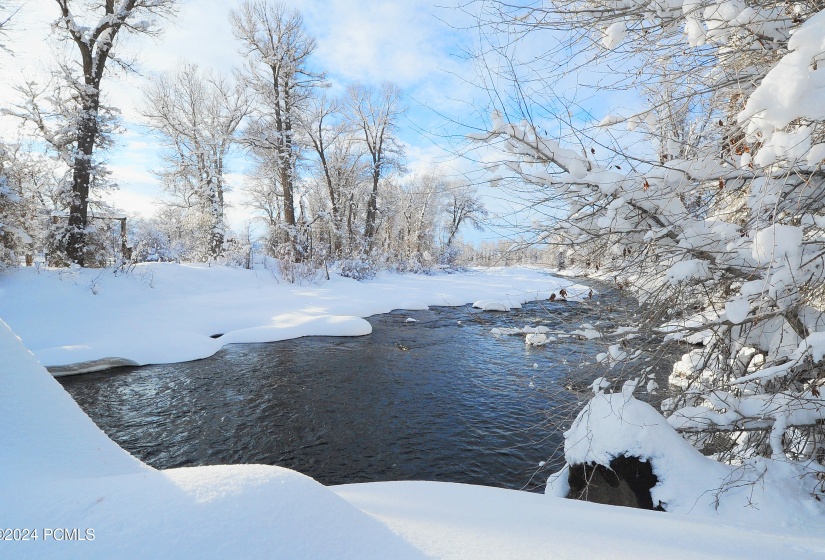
xmin=60 ymin=284 xmax=677 ymax=492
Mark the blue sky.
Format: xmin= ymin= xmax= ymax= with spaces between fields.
xmin=0 ymin=1 xmax=645 ymax=245
xmin=1 ymin=0 xmax=501 ymax=236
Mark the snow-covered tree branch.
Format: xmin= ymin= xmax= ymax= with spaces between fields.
xmin=9 ymin=0 xmax=178 ymax=266
xmin=471 ymin=0 xmax=825 ymax=476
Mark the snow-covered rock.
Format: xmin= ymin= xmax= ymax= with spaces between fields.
xmin=472 ymin=299 xmax=510 ymax=312
xmin=555 ymin=390 xmax=825 ymax=525
xmin=525 ymin=333 xmax=549 ymax=347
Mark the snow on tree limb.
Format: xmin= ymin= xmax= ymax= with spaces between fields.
xmin=473 ymin=1 xmax=825 ymax=473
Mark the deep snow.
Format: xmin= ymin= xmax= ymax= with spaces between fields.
xmin=3 ymin=316 xmax=825 ymax=559
xmin=0 ymin=264 xmax=586 ymax=371
xmin=2 ymin=265 xmax=825 ymax=558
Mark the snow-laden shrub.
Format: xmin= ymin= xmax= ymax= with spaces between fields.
xmin=128 ymin=210 xmax=219 ymax=264
xmin=475 ymin=1 xmax=825 ymax=478
xmin=46 ymin=219 xmax=119 ymax=268
xmin=338 ymin=255 xmax=377 ymax=280
xmin=0 ymin=147 xmax=43 ymax=269
xmin=0 ymin=178 xmax=24 ymax=268
xmin=128 ymin=217 xmax=182 ymax=263
xmin=218 ymin=236 xmax=252 ymax=269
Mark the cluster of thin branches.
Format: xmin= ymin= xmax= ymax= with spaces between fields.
xmin=467 ymin=0 xmax=825 ymax=474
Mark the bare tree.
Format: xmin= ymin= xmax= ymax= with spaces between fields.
xmin=35 ymin=0 xmax=178 ymax=266
xmin=444 ymin=182 xmax=487 ymax=248
xmin=231 ymin=0 xmax=323 ymax=244
xmin=344 ymin=83 xmax=404 ymax=249
xmin=323 ymin=136 xmax=366 ymax=253
xmin=243 ymin=157 xmax=283 ymax=236
xmin=141 ymin=63 xmax=248 ymax=260
xmin=298 ymin=93 xmax=364 ymax=253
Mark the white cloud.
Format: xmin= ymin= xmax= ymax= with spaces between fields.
xmin=102 ymin=187 xmax=161 ymax=218
xmin=0 ymin=0 xmax=493 ymax=238
xmin=306 ymin=0 xmax=445 ymax=87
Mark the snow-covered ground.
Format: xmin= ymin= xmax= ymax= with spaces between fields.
xmin=2 ymin=264 xmax=825 ymax=558
xmin=2 ymin=315 xmax=824 ymax=558
xmin=0 ymin=263 xmax=586 ymax=371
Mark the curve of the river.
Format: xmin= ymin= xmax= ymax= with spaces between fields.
xmin=60 ymin=284 xmax=679 ymax=492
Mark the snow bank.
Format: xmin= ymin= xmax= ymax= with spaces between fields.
xmin=0 ymin=264 xmax=586 ymax=371
xmin=559 ymin=390 xmax=825 ymax=526
xmin=336 ymin=480 xmax=825 ymax=560
xmin=2 ymin=300 xmax=824 ymax=557
xmin=0 ymin=318 xmax=425 ymax=559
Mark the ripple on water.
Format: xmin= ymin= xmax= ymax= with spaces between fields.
xmin=59 ymin=283 xmax=680 ymax=492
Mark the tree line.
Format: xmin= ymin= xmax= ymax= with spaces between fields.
xmin=0 ymin=0 xmax=487 ymax=276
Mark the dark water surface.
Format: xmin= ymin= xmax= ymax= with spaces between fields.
xmin=60 ymin=284 xmax=676 ymax=492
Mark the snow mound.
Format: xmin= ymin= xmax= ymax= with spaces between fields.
xmin=218 ymin=314 xmax=372 ymax=344
xmin=525 ymin=333 xmax=549 ymax=347
xmin=0 ymin=318 xmax=426 ymax=559
xmin=570 ymin=327 xmax=601 ymax=339
xmin=560 ymin=390 xmax=825 ymax=525
xmin=472 ymin=299 xmax=510 ymax=312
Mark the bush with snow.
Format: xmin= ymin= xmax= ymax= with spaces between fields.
xmin=473 ymin=0 xmax=825 ymax=496
xmin=549 ymin=382 xmax=825 ymax=521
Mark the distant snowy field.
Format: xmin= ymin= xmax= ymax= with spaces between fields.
xmin=0 ymin=263 xmax=586 ymax=371
xmin=2 ymin=265 xmax=825 ymax=558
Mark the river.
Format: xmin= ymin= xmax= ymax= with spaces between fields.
xmin=59 ymin=284 xmax=677 ymax=492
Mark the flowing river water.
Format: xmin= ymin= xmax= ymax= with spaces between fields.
xmin=59 ymin=283 xmax=679 ymax=492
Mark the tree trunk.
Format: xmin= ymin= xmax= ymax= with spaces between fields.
xmin=66 ymin=98 xmax=99 ymax=266
xmin=347 ymin=192 xmax=355 ymax=252
xmin=320 ymin=153 xmax=341 ymax=253
xmin=280 ymin=167 xmax=296 ymax=227
xmin=363 ymin=169 xmax=380 ymax=245
xmin=209 ymin=180 xmax=225 ymax=258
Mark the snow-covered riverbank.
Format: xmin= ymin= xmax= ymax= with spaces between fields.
xmin=2 ymin=314 xmax=824 ymax=559
xmin=2 ymin=265 xmax=825 ymax=557
xmin=0 ymin=264 xmax=586 ymax=372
